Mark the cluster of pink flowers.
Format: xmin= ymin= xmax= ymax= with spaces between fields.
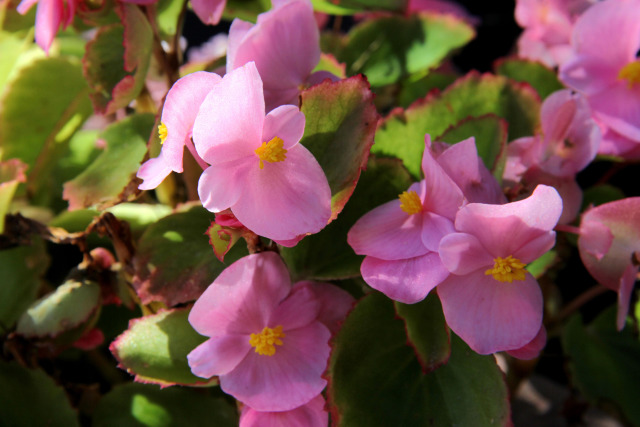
xmin=349 ymin=135 xmax=563 ymax=356
xmin=188 ymin=252 xmax=354 ymax=426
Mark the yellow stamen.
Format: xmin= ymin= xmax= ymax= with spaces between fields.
xmin=249 ymin=325 xmax=285 ymax=356
xmin=158 ymin=123 xmax=168 ymax=144
xmin=485 ymin=255 xmax=527 ymax=283
xmin=398 ymin=191 xmax=422 ymax=215
xmin=618 ymin=61 xmax=640 ymax=89
xmin=255 ymin=136 xmax=287 ymax=169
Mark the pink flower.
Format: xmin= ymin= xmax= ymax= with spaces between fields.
xmin=17 ymin=0 xmax=78 ymax=54
xmin=187 ymin=252 xmax=353 ymax=411
xmin=506 ymin=325 xmax=547 ymax=360
xmin=137 ymin=71 xmax=222 ymax=190
xmin=437 ymin=185 xmax=562 ymax=354
xmin=226 ymin=0 xmax=334 ymax=111
xmin=239 ymin=395 xmax=328 ymax=427
xmin=578 ymin=198 xmax=640 ymax=330
xmin=192 ymin=62 xmax=332 ymax=242
xmin=191 ymin=0 xmax=227 ymax=25
xmin=407 ymin=0 xmax=479 ymax=26
xmin=347 ymin=135 xmax=465 ymax=304
xmin=559 ymin=0 xmax=640 ymax=157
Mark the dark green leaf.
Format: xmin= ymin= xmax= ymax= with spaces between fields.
xmin=495 ymin=58 xmax=564 ymax=100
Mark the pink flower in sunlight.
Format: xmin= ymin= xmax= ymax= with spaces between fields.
xmin=226 ymin=0 xmax=336 ymax=111
xmin=514 ymin=0 xmax=593 ymax=67
xmin=437 ymin=185 xmax=562 ymax=354
xmin=187 ymin=252 xmax=353 ymax=411
xmin=192 ymin=62 xmax=332 ymax=242
xmin=17 ymin=0 xmax=78 ymax=54
xmin=559 ymin=0 xmax=640 ymax=158
xmin=347 ymin=135 xmax=465 ymax=304
xmin=578 ymin=198 xmax=640 ymax=330
xmin=137 ymin=71 xmax=221 ymax=190
xmin=240 ymin=395 xmax=328 ymax=427
xmin=191 ymin=0 xmax=227 ymax=25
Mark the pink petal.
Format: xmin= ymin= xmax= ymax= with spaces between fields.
xmin=198 ymin=161 xmax=249 ymax=212
xmin=420 ymin=211 xmax=456 ymax=252
xmin=454 ymin=185 xmax=562 ymax=259
xmin=188 ymin=335 xmax=251 ymax=378
xmin=579 ymin=218 xmax=613 ymax=261
xmin=240 ymin=395 xmax=327 ymax=427
xmin=616 ymin=263 xmax=638 ymax=331
xmin=188 ymin=252 xmax=291 ymax=337
xmin=296 ymin=281 xmax=355 ymax=334
xmin=438 ymin=232 xmax=495 ymax=275
xmin=506 ymin=325 xmax=547 ymax=360
xmin=160 ymin=71 xmax=222 ymax=171
xmin=421 ymin=136 xmax=465 ymax=219
xmin=360 ymin=253 xmax=449 ymax=304
xmin=262 ymin=105 xmax=306 ymax=150
xmin=348 ymin=182 xmax=429 ymax=260
xmin=136 ymin=154 xmax=173 ymax=190
xmin=17 ymin=0 xmax=39 ymax=14
xmin=192 ymin=62 xmax=265 ymax=165
xmin=437 ymin=270 xmax=543 ymax=354
xmin=227 ymin=19 xmax=254 ymax=72
xmin=590 ymin=83 xmax=640 ymax=143
xmin=228 ymin=0 xmax=320 ymax=110
xmin=191 ymin=0 xmax=226 ymax=25
xmin=221 ymin=322 xmax=330 ymax=411
xmin=269 ymin=284 xmax=321 ymax=331
xmin=230 ymin=145 xmax=332 ymax=240
xmin=34 ymin=0 xmax=63 ymax=54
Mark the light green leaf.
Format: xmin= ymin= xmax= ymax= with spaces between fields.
xmin=495 ymin=58 xmax=564 ymax=100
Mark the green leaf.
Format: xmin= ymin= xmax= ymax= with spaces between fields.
xmin=563 ymin=308 xmax=640 ymax=426
xmin=398 ymin=71 xmax=457 ymax=108
xmin=0 ymin=158 xmax=27 ymax=233
xmin=582 ymin=184 xmax=626 ymax=210
xmin=526 ymin=250 xmax=557 ymax=279
xmin=0 ymin=238 xmax=48 ymax=333
xmin=395 ymin=293 xmax=450 ymax=372
xmin=339 ymin=13 xmax=474 ymax=87
xmin=63 ymin=114 xmax=153 ymax=210
xmin=83 ymin=3 xmax=153 ymax=115
xmin=436 ymin=114 xmax=508 ymax=176
xmin=222 ymin=0 xmax=271 ymax=22
xmin=0 ymin=361 xmax=79 ymax=426
xmin=111 ymin=308 xmax=216 ymax=387
xmin=299 ymin=75 xmax=378 ymax=220
xmin=16 ymin=278 xmax=101 ymax=342
xmin=93 ymin=383 xmax=238 ymax=427
xmin=156 ymin=0 xmax=185 ymax=39
xmin=329 ymin=292 xmax=510 ymax=426
xmin=311 ymin=0 xmax=405 ymax=15
xmin=280 ymin=157 xmax=413 ymax=281
xmin=495 ymin=58 xmax=564 ymax=100
xmin=374 ymin=72 xmax=540 ymax=178
xmin=0 ymin=56 xmax=92 ymax=169
xmin=132 ymin=206 xmax=248 ymax=306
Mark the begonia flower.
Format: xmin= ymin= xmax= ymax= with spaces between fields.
xmin=559 ymin=0 xmax=640 ymax=157
xmin=506 ymin=325 xmax=547 ymax=360
xmin=187 ymin=252 xmax=353 ymax=411
xmin=192 ymin=62 xmax=332 ymax=242
xmin=239 ymin=394 xmax=328 ymax=427
xmin=578 ymin=198 xmax=640 ymax=330
xmin=514 ymin=0 xmax=593 ymax=67
xmin=437 ymin=185 xmax=562 ymax=354
xmin=226 ymin=0 xmax=335 ymax=111
xmin=17 ymin=0 xmax=78 ymax=54
xmin=137 ymin=71 xmax=222 ymax=190
xmin=347 ymin=135 xmax=465 ymax=304
xmin=191 ymin=0 xmax=227 ymax=25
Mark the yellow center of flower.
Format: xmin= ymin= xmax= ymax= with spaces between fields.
xmin=398 ymin=191 xmax=422 ymax=215
xmin=249 ymin=325 xmax=285 ymax=356
xmin=158 ymin=123 xmax=168 ymax=144
xmin=618 ymin=60 xmax=640 ymax=89
xmin=485 ymin=255 xmax=527 ymax=283
xmin=255 ymin=136 xmax=287 ymax=169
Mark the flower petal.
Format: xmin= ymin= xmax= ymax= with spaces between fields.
xmin=505 ymin=325 xmax=547 ymax=360
xmin=191 ymin=0 xmax=226 ymax=25
xmin=296 ymin=281 xmax=355 ymax=334
xmin=617 ymin=263 xmax=638 ymax=331
xmin=437 ymin=270 xmax=543 ymax=354
xmin=231 ymin=144 xmax=331 ymax=240
xmin=198 ymin=161 xmax=248 ymax=212
xmin=192 ymin=62 xmax=265 ymax=165
xmin=188 ymin=252 xmax=291 ymax=337
xmin=221 ymin=322 xmax=330 ymax=411
xmin=360 ymin=253 xmax=449 ymax=304
xmin=188 ymin=335 xmax=251 ymax=378
xmin=269 ymin=284 xmax=321 ymax=331
xmin=422 ymin=136 xmax=465 ymax=218
xmin=34 ymin=0 xmax=63 ymax=54
xmin=438 ymin=232 xmax=494 ymax=275
xmin=239 ymin=395 xmax=327 ymax=427
xmin=262 ymin=105 xmax=306 ymax=150
xmin=137 ymin=154 xmax=173 ymax=190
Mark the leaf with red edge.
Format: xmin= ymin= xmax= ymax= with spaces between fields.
xmin=132 ymin=207 xmax=248 ymax=306
xmin=111 ymin=308 xmax=217 ymax=387
xmin=205 ymin=222 xmax=242 ymax=262
xmin=83 ymin=3 xmax=153 ymax=115
xmin=299 ymin=75 xmax=378 ymax=222
xmin=374 ymin=71 xmax=540 ymax=178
